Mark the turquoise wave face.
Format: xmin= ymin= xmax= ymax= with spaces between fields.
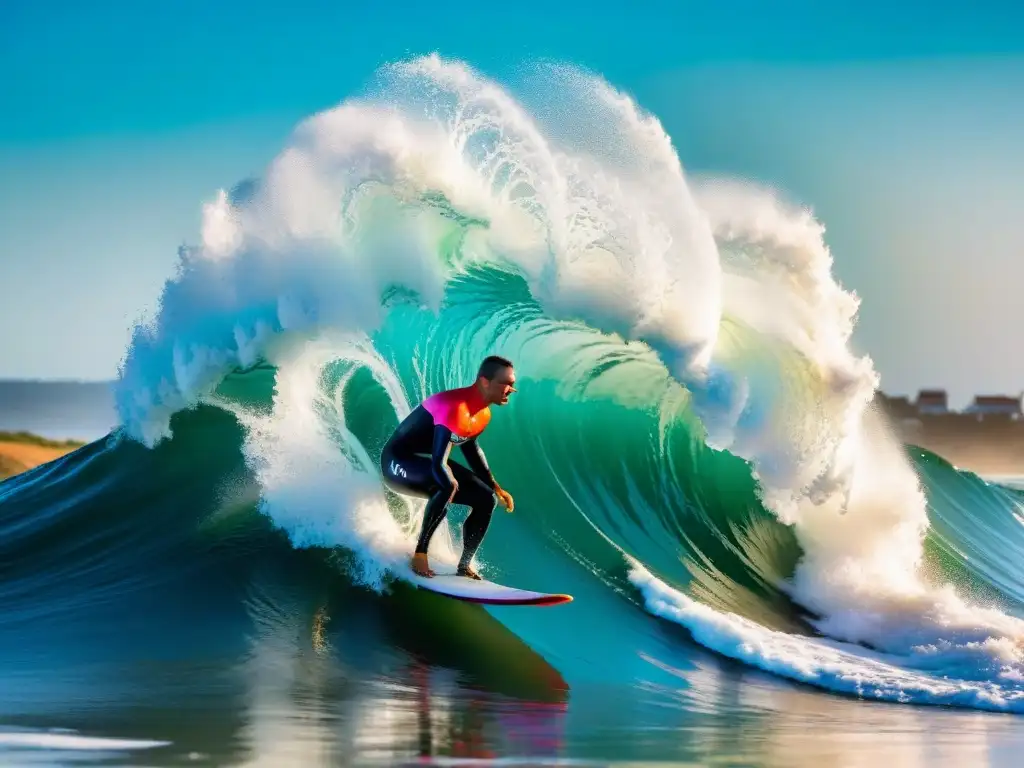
xmin=916 ymin=449 xmax=1024 ymax=614
xmin=341 ymin=266 xmax=809 ymax=630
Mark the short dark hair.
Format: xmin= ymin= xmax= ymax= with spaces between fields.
xmin=478 ymin=355 xmax=513 ymax=380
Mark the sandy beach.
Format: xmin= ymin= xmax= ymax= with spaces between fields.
xmin=0 ymin=434 xmax=83 ymax=480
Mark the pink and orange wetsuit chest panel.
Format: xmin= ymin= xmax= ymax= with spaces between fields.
xmin=422 ymin=387 xmax=491 ymax=444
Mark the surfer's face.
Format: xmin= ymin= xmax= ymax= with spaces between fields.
xmin=481 ymin=366 xmax=517 ymax=405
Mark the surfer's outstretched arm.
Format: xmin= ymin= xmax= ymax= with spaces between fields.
xmin=460 ymin=438 xmax=495 ymax=488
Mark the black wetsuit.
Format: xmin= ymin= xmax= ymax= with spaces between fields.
xmin=380 ymin=395 xmax=497 ymax=570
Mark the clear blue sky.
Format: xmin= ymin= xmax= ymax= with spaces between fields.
xmin=2 ymin=0 xmax=1022 ymax=406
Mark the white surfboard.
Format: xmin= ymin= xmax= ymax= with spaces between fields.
xmin=404 ymin=564 xmax=572 ymax=606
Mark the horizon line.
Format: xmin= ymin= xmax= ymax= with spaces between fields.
xmin=0 ymin=377 xmax=116 ymax=384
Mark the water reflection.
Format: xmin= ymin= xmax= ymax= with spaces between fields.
xmin=4 ymin=573 xmax=1024 ymax=766
xmin=632 ymin=648 xmax=1024 ymax=768
xmin=233 ymin=578 xmax=571 ymax=766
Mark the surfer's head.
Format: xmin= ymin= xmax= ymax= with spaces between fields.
xmin=476 ymin=355 xmax=516 ymax=406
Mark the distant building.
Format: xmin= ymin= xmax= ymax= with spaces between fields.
xmin=965 ymin=394 xmax=1022 ymax=420
xmin=873 ymin=393 xmax=921 ymax=433
xmin=876 ymin=393 xmax=915 ymax=417
xmin=915 ymin=389 xmax=949 ymax=415
xmin=876 ymin=388 xmax=1023 ymax=423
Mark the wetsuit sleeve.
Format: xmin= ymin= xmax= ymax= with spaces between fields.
xmin=460 ymin=438 xmax=496 ymax=488
xmin=430 ymin=425 xmax=457 ymax=491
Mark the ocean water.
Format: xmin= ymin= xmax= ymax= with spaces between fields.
xmin=4 ymin=56 xmax=1024 ymax=766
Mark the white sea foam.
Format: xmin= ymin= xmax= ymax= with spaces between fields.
xmin=0 ymin=727 xmax=170 ymax=751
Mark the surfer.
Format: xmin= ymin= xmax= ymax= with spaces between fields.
xmin=380 ymin=355 xmax=517 ymax=580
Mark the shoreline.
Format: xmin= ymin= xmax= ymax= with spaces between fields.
xmin=0 ymin=431 xmax=85 ymax=481
xmin=2 ymin=426 xmax=1021 ymax=487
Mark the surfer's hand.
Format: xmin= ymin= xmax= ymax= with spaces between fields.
xmin=495 ymin=486 xmax=514 ymax=513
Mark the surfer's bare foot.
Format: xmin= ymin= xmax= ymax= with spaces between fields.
xmin=411 ymin=553 xmax=435 ymax=578
xmin=457 ymin=565 xmax=482 ymax=580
